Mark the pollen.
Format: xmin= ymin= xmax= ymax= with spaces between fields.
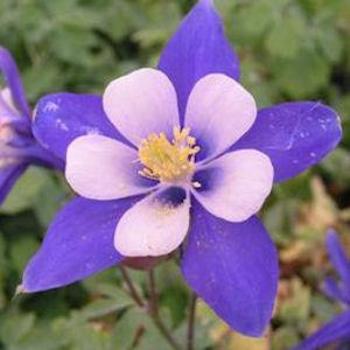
xmin=138 ymin=127 xmax=200 ymax=183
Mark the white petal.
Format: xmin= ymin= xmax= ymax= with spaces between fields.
xmin=66 ymin=134 xmax=154 ymax=200
xmin=0 ymin=88 xmax=18 ymax=117
xmin=1 ymin=88 xmax=17 ymax=112
xmin=103 ymin=68 xmax=180 ymax=146
xmin=193 ymin=150 xmax=273 ymax=222
xmin=115 ymin=187 xmax=190 ymax=257
xmin=185 ymin=74 xmax=257 ymax=161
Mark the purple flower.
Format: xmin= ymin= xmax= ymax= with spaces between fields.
xmin=294 ymin=231 xmax=350 ymax=349
xmin=64 ymin=68 xmax=274 ymax=256
xmin=0 ymin=47 xmax=63 ymax=204
xmin=21 ymin=0 xmax=341 ymax=337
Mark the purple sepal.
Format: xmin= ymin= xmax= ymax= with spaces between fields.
xmin=22 ymin=196 xmax=142 ymax=292
xmin=181 ymin=199 xmax=278 ymax=337
xmin=28 ymin=145 xmax=65 ymax=171
xmin=0 ymin=47 xmax=64 ymax=205
xmin=0 ymin=164 xmax=27 ymax=204
xmin=323 ymin=277 xmax=350 ymax=306
xmin=326 ymin=231 xmax=350 ymax=289
xmin=325 ymin=230 xmax=350 ymax=305
xmin=33 ymin=93 xmax=130 ymax=161
xmin=233 ymin=102 xmax=342 ymax=183
xmin=158 ymin=0 xmax=240 ymax=122
xmin=0 ymin=47 xmax=31 ymax=118
xmin=293 ymin=311 xmax=350 ymax=350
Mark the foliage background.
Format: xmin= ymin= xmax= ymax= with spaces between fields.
xmin=0 ymin=0 xmax=349 ymax=349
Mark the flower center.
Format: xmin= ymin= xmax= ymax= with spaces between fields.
xmin=138 ymin=127 xmax=200 ymax=183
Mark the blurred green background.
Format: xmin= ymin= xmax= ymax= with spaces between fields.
xmin=0 ymin=0 xmax=349 ymax=349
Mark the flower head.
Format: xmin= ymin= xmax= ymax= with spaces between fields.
xmin=21 ymin=0 xmax=341 ymax=338
xmin=0 ymin=47 xmax=62 ymax=203
xmin=63 ymin=68 xmax=274 ymax=258
xmin=294 ymin=230 xmax=350 ymax=350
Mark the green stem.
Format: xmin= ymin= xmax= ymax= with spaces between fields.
xmin=120 ymin=266 xmax=181 ymax=349
xmin=119 ymin=266 xmax=144 ymax=307
xmin=148 ymin=269 xmax=182 ymax=350
xmin=187 ymin=293 xmax=197 ymax=350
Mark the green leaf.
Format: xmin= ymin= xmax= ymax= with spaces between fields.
xmin=232 ymin=1 xmax=273 ymax=42
xmin=1 ymin=168 xmax=67 ymax=227
xmin=9 ymin=236 xmax=39 ymax=272
xmin=5 ymin=323 xmax=65 ymax=350
xmin=80 ymin=297 xmax=133 ymax=321
xmin=1 ymin=168 xmax=52 ymax=214
xmin=272 ymin=327 xmax=299 ymax=350
xmin=23 ymin=63 xmax=64 ymax=102
xmin=265 ymin=16 xmax=305 ymax=59
xmin=0 ymin=233 xmax=7 ymax=307
xmin=311 ymin=294 xmax=339 ymax=323
xmin=278 ymin=278 xmax=311 ymax=324
xmin=272 ymin=49 xmax=331 ymax=98
xmin=316 ymin=26 xmax=343 ymax=63
xmin=322 ymin=148 xmax=350 ymax=186
xmin=112 ymin=307 xmax=173 ymax=350
xmin=0 ymin=312 xmax=35 ymax=345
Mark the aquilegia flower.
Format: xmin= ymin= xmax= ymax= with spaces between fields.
xmin=66 ymin=68 xmax=274 ymax=256
xmin=0 ymin=47 xmax=62 ymax=203
xmin=21 ymin=0 xmax=342 ymax=337
xmin=294 ymin=230 xmax=350 ymax=349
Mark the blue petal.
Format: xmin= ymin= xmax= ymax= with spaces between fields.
xmin=233 ymin=102 xmax=342 ymax=183
xmin=181 ymin=199 xmax=278 ymax=337
xmin=0 ymin=164 xmax=27 ymax=204
xmin=0 ymin=47 xmax=30 ymax=118
xmin=293 ymin=311 xmax=350 ymax=350
xmin=158 ymin=0 xmax=240 ymax=122
xmin=22 ymin=196 xmax=142 ymax=292
xmin=326 ymin=231 xmax=350 ymax=294
xmin=33 ymin=93 xmax=130 ymax=161
xmin=323 ymin=277 xmax=350 ymax=305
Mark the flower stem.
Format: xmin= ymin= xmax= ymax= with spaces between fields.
xmin=187 ymin=293 xmax=197 ymax=350
xmin=119 ymin=266 xmax=181 ymax=349
xmin=148 ymin=269 xmax=182 ymax=350
xmin=119 ymin=266 xmax=144 ymax=307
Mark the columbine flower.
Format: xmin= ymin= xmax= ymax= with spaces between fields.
xmin=64 ymin=67 xmax=275 ymax=257
xmin=21 ymin=0 xmax=341 ymax=337
xmin=0 ymin=47 xmax=63 ymax=203
xmin=294 ymin=231 xmax=350 ymax=349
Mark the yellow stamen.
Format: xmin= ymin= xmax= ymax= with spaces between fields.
xmin=138 ymin=127 xmax=200 ymax=183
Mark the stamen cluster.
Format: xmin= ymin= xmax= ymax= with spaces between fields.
xmin=138 ymin=127 xmax=200 ymax=183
